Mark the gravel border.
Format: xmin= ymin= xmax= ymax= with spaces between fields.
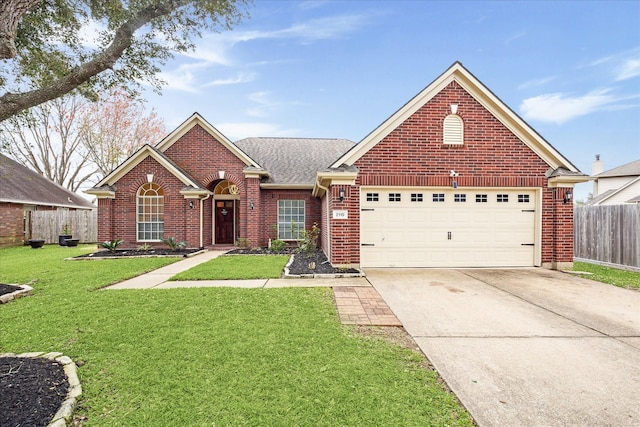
xmin=0 ymin=352 xmax=82 ymax=427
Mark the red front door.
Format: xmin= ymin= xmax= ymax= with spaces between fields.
xmin=215 ymin=201 xmax=235 ymax=244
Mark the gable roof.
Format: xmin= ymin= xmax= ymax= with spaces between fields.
xmin=155 ymin=113 xmax=261 ymax=168
xmin=90 ymin=144 xmax=205 ymax=190
xmin=0 ymin=154 xmax=94 ymax=209
xmin=235 ymin=138 xmax=355 ymax=186
xmin=595 ymin=159 xmax=640 ymax=178
xmin=331 ymin=61 xmax=581 ymax=175
xmin=586 ymin=176 xmax=640 ymax=205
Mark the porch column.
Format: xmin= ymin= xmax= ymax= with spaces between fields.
xmin=97 ymin=198 xmax=113 ymax=243
xmin=184 ymin=197 xmax=201 ymax=248
xmin=245 ymin=177 xmax=261 ymax=246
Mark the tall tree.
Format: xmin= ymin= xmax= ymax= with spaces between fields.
xmin=0 ymin=0 xmax=249 ymax=122
xmin=0 ymin=90 xmax=166 ymax=191
xmin=80 ymin=89 xmax=166 ymax=178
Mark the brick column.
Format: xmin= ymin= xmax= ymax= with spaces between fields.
xmin=329 ymin=185 xmax=360 ymax=268
xmin=184 ymin=198 xmax=201 ymax=248
xmin=97 ymin=198 xmax=113 ymax=243
xmin=245 ymin=177 xmax=261 ymax=246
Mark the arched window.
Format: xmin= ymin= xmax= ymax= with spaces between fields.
xmin=137 ymin=182 xmax=164 ymax=241
xmin=214 ymin=180 xmax=240 ymax=195
xmin=443 ymin=114 xmax=464 ymax=145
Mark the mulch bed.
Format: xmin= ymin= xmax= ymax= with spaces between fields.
xmin=74 ymin=248 xmax=203 ymax=258
xmin=227 ymin=247 xmax=360 ymax=275
xmin=0 ymin=284 xmax=22 ymax=298
xmin=0 ymin=357 xmax=69 ymax=427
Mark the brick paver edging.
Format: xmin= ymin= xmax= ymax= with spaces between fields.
xmin=0 ymin=352 xmax=82 ymax=427
xmin=333 ymin=286 xmax=402 ymax=326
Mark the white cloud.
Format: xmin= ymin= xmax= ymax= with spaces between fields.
xmin=158 ymin=13 xmax=370 ymax=92
xmin=517 ymin=76 xmax=556 ymax=90
xmin=520 ymin=89 xmax=618 ymax=124
xmin=504 ymin=30 xmax=526 ymax=45
xmin=217 ymin=122 xmax=301 ymax=140
xmin=202 ymin=72 xmax=256 ymax=87
xmin=616 ymin=58 xmax=640 ymax=81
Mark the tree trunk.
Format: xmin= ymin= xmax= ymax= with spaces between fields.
xmin=0 ymin=0 xmax=40 ymax=59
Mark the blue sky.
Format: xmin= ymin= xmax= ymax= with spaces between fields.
xmin=142 ymin=0 xmax=640 ymax=202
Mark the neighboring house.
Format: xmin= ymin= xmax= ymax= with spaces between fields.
xmin=87 ymin=62 xmax=588 ymax=269
xmin=587 ymin=157 xmax=640 ymax=205
xmin=0 ymin=153 xmax=95 ymax=247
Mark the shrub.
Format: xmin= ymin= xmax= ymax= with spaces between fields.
xmin=270 ymin=239 xmax=286 ymax=253
xmin=101 ymin=239 xmax=123 ymax=252
xmin=235 ymin=238 xmax=250 ymax=248
xmin=162 ymin=237 xmax=187 ymax=251
xmin=137 ymin=243 xmax=153 ymax=251
xmin=297 ymin=223 xmax=320 ymax=254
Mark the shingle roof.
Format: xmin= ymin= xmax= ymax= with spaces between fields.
xmin=0 ymin=153 xmax=94 ymax=209
xmin=234 ymin=138 xmax=356 ymax=185
xmin=596 ymin=159 xmax=640 ymax=178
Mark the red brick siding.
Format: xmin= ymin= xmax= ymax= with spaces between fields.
xmin=0 ymin=202 xmax=24 ymax=247
xmin=329 ymin=80 xmax=571 ymax=267
xmin=258 ymin=189 xmax=321 ymax=247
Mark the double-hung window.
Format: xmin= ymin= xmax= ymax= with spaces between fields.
xmin=278 ymin=200 xmax=305 ymax=240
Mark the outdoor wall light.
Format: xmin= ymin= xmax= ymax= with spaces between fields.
xmin=189 ymin=200 xmax=194 ymax=209
xmin=250 ymin=201 xmax=254 ymax=210
xmin=339 ymin=188 xmax=345 ymax=202
xmin=563 ymin=189 xmax=573 ymax=204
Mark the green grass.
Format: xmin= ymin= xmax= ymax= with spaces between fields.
xmin=0 ymin=245 xmax=472 ymax=426
xmin=170 ymin=254 xmax=290 ymax=280
xmin=573 ymin=261 xmax=640 ymax=290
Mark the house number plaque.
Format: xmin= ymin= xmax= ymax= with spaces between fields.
xmin=332 ymin=210 xmax=348 ymax=219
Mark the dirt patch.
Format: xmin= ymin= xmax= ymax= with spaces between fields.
xmin=0 ymin=357 xmax=69 ymax=427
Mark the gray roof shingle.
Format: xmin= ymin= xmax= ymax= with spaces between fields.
xmin=0 ymin=153 xmax=94 ymax=209
xmin=596 ymin=159 xmax=640 ymax=178
xmin=234 ymin=138 xmax=356 ymax=185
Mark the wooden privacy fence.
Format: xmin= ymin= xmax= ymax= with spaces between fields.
xmin=28 ymin=209 xmax=98 ymax=244
xmin=574 ymin=204 xmax=640 ymax=268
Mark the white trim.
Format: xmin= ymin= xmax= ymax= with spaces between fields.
xmin=94 ymin=145 xmax=201 ymax=188
xmin=155 ymin=113 xmax=259 ymax=168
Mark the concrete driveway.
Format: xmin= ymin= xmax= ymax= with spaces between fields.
xmin=367 ymin=268 xmax=640 ymax=427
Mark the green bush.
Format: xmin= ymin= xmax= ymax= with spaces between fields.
xmin=101 ymin=239 xmax=123 ymax=252
xmin=270 ymin=239 xmax=286 ymax=253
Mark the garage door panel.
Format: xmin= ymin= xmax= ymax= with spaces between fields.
xmin=360 ymin=188 xmax=537 ymax=268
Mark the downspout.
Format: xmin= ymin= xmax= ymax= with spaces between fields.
xmin=315 ymin=177 xmax=331 ymax=260
xmin=200 ymin=193 xmax=211 ymax=248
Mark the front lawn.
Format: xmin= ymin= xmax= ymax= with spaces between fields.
xmin=0 ymin=245 xmax=472 ymax=426
xmin=170 ymin=254 xmax=289 ymax=280
xmin=573 ymin=261 xmax=640 ymax=290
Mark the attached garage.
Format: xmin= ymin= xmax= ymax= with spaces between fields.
xmin=360 ymin=187 xmax=540 ymax=268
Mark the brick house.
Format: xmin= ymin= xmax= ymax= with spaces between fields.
xmin=0 ymin=153 xmax=95 ymax=247
xmin=87 ymin=62 xmax=588 ymax=269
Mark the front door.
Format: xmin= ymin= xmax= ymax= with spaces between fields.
xmin=215 ymin=201 xmax=235 ymax=244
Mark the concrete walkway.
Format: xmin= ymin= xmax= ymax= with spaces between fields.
xmin=104 ymin=250 xmax=400 ymax=326
xmin=368 ymin=268 xmax=640 ymax=427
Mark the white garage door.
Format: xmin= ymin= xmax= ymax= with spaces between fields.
xmin=360 ymin=188 xmax=538 ymax=268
